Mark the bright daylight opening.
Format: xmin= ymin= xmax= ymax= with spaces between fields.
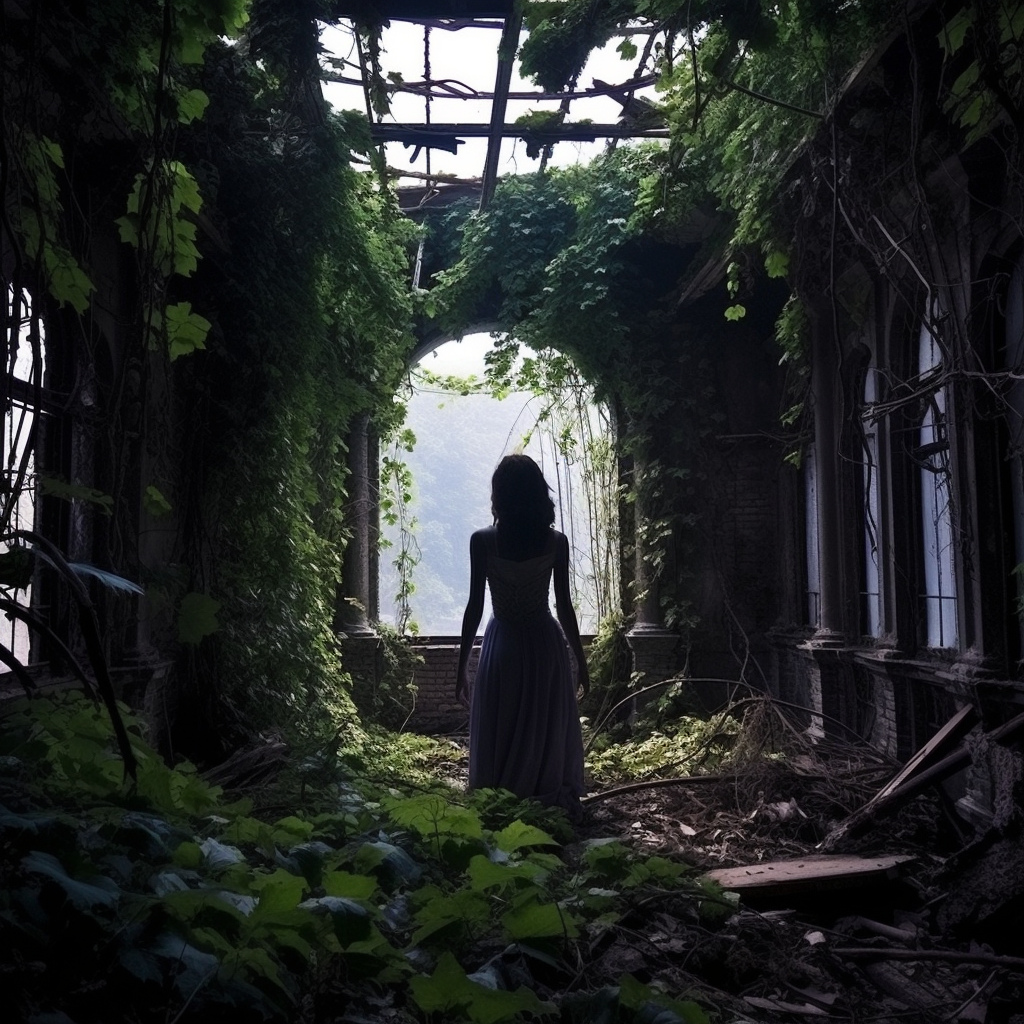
xmin=2 ymin=286 xmax=44 ymax=664
xmin=379 ymin=333 xmax=618 ymax=636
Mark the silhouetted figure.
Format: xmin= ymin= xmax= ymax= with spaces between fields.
xmin=456 ymin=455 xmax=589 ymax=819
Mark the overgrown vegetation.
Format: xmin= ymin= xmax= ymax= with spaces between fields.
xmin=5 ymin=0 xmax=1024 ymax=1017
xmin=2 ymin=0 xmax=418 ymax=758
xmin=427 ymin=151 xmax=740 ymax=639
xmin=0 ymin=691 xmax=726 ymax=1023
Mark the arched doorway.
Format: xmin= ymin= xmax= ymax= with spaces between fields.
xmin=379 ymin=333 xmax=619 ymax=636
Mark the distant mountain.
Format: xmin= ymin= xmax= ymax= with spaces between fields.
xmin=380 ymin=384 xmax=612 ymax=635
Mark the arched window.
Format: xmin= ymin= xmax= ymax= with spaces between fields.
xmin=861 ymin=367 xmax=882 ymax=638
xmin=917 ymin=311 xmax=957 ymax=648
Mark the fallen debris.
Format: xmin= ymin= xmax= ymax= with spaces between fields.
xmin=705 ymin=853 xmax=915 ymax=900
xmin=818 ymin=706 xmax=1024 ymax=851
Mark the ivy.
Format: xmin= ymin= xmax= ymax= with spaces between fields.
xmin=0 ymin=692 xmax=726 ymax=1023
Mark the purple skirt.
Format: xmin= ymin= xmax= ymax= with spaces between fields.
xmin=468 ymin=612 xmax=585 ymax=817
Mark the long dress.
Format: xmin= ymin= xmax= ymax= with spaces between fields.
xmin=468 ymin=533 xmax=586 ymax=818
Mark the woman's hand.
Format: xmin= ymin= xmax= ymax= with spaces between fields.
xmin=576 ymin=661 xmax=590 ymax=699
xmin=456 ymin=670 xmax=470 ymax=707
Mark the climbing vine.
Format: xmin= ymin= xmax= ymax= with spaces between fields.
xmin=427 ymin=151 xmax=726 ymax=638
xmin=2 ymin=0 xmax=419 ymax=757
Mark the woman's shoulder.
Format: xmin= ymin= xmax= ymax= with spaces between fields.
xmin=469 ymin=526 xmax=497 ymax=550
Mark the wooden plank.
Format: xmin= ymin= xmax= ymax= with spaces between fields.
xmin=818 ymin=704 xmax=978 ymax=851
xmin=706 ymin=854 xmax=914 ymax=897
xmin=870 ymin=704 xmax=977 ymax=806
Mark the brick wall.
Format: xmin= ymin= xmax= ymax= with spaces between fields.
xmin=406 ymin=641 xmax=479 ymax=734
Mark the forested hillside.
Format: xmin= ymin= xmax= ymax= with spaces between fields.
xmin=381 ymin=344 xmax=611 ymax=634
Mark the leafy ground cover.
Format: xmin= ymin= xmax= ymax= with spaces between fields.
xmin=3 ymin=691 xmax=1022 ymax=1023
xmin=0 ymin=691 xmax=720 ymax=1024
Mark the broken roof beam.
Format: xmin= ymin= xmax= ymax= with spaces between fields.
xmin=479 ymin=6 xmax=523 ymax=210
xmin=370 ymin=122 xmax=670 ymax=142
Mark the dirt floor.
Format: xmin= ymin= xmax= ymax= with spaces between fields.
xmin=435 ymin=698 xmax=1024 ymax=1023
xmin=569 ymin=719 xmax=1024 ymax=1022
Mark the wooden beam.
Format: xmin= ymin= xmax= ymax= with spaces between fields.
xmin=479 ymin=6 xmax=523 ymax=210
xmin=369 ymin=123 xmax=670 ymax=142
xmin=706 ymin=854 xmax=915 ymax=899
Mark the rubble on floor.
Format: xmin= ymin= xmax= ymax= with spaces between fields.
xmin=569 ymin=698 xmax=1024 ymax=1022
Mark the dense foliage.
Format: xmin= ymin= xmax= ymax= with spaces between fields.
xmin=180 ymin=38 xmax=417 ymax=751
xmin=428 ymin=151 xmax=744 ymax=635
xmin=0 ymin=692 xmax=727 ymax=1023
xmin=2 ymin=0 xmax=418 ymax=756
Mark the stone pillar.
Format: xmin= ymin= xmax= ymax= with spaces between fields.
xmin=337 ymin=413 xmax=374 ymax=636
xmin=366 ymin=422 xmax=380 ymax=624
xmin=626 ymin=453 xmax=679 ymax=688
xmin=808 ymin=307 xmax=845 ymax=648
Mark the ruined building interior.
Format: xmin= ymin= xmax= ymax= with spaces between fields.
xmin=3 ymin=0 xmax=1024 ymax=1021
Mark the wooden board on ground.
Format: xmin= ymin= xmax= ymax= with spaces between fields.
xmin=817 ymin=704 xmax=978 ymax=850
xmin=706 ymin=854 xmax=915 ymax=898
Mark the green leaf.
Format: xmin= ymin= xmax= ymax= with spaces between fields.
xmin=43 ymin=242 xmax=93 ymax=312
xmin=467 ymin=854 xmax=544 ymax=891
xmin=173 ymin=840 xmax=203 ymax=869
xmin=764 ymin=250 xmax=789 ymax=278
xmin=163 ymin=302 xmax=211 ymax=360
xmin=177 ymin=592 xmax=221 ymax=644
xmin=493 ymin=820 xmax=557 ymax=853
xmin=22 ymin=850 xmax=119 ymax=909
xmin=39 ymin=477 xmax=114 ymax=512
xmin=617 ymin=38 xmax=638 ymax=60
xmin=724 ymin=304 xmax=746 ymax=321
xmin=939 ymin=9 xmax=974 ymax=55
xmin=143 ymin=485 xmax=172 ymax=518
xmin=410 ymin=952 xmax=556 ymax=1024
xmin=501 ymin=895 xmax=577 ymax=940
xmin=251 ymin=870 xmax=307 ymax=914
xmin=271 ymin=816 xmax=315 ymax=845
xmin=385 ymin=794 xmax=484 ymax=840
xmin=411 ymin=887 xmax=491 ymax=945
xmin=322 ymin=870 xmax=378 ymax=899
xmin=619 ymin=973 xmax=709 ymax=1024
xmin=178 ymin=31 xmax=207 ymax=64
xmin=177 ymin=88 xmax=209 ymax=123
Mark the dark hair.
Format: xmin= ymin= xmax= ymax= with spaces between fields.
xmin=491 ymin=455 xmax=555 ymax=547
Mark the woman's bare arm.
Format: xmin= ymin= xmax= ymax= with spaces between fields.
xmin=553 ymin=532 xmax=590 ymax=696
xmin=456 ymin=530 xmax=488 ymax=703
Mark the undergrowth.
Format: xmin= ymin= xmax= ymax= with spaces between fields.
xmin=0 ymin=692 xmax=730 ymax=1023
xmin=586 ymin=707 xmax=741 ymax=788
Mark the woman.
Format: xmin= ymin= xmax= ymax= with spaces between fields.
xmin=456 ymin=454 xmax=588 ymax=818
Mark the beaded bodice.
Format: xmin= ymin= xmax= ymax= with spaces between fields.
xmin=487 ymin=540 xmax=556 ymax=624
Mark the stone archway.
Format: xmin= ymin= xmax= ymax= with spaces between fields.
xmin=334 ymin=319 xmax=684 ymax=731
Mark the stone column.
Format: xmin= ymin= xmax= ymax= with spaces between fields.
xmin=336 ymin=413 xmax=374 ymax=636
xmin=626 ymin=453 xmax=679 ymax=688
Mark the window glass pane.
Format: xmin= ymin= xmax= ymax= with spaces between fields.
xmin=917 ymin=314 xmax=957 ymax=648
xmin=861 ymin=368 xmax=881 ymax=637
xmin=2 ymin=287 xmax=44 ymax=665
